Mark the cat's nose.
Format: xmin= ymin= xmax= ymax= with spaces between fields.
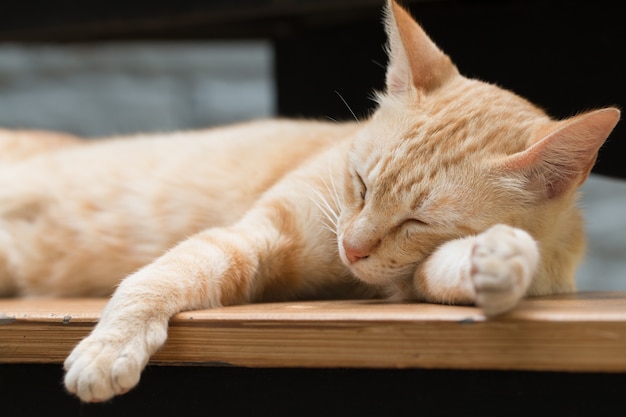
xmin=343 ymin=240 xmax=370 ymax=264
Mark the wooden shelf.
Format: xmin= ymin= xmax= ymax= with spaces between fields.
xmin=1 ymin=292 xmax=626 ymax=372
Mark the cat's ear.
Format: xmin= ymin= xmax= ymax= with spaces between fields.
xmin=383 ymin=0 xmax=458 ymax=96
xmin=502 ymin=107 xmax=620 ymax=199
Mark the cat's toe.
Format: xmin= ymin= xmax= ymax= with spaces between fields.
xmin=64 ymin=335 xmax=144 ymax=402
xmin=471 ymin=224 xmax=539 ymax=316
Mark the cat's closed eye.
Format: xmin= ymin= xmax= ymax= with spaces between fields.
xmin=355 ymin=172 xmax=367 ymax=200
xmin=398 ymin=218 xmax=429 ymax=238
xmin=404 ymin=218 xmax=428 ymax=227
xmin=402 ymin=218 xmax=429 ymax=231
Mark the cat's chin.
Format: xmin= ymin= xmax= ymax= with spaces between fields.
xmin=344 ymin=257 xmax=415 ymax=290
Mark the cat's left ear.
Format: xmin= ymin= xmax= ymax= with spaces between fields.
xmin=383 ymin=0 xmax=459 ymax=96
xmin=502 ymin=107 xmax=620 ymax=199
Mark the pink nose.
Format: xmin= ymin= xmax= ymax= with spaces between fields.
xmin=343 ymin=240 xmax=370 ymax=264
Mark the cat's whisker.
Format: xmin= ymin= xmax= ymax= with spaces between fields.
xmin=309 ymin=188 xmax=339 ymax=235
xmin=311 ymin=185 xmax=339 ymax=223
xmin=321 ymin=222 xmax=338 ymax=236
xmin=315 ymin=211 xmax=340 ymax=240
xmin=309 ymin=203 xmax=339 ymax=240
xmin=323 ymin=193 xmax=340 ymax=224
xmin=314 ymin=163 xmax=342 ymax=228
xmin=326 ymin=164 xmax=342 ymax=213
xmin=310 ymin=199 xmax=335 ymax=228
xmin=312 ymin=193 xmax=337 ymax=224
xmin=334 ymin=91 xmax=360 ymax=124
xmin=318 ymin=210 xmax=338 ymax=231
xmin=370 ymin=59 xmax=385 ymax=70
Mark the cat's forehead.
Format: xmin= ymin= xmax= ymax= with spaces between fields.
xmin=359 ymin=79 xmax=547 ymax=169
xmin=350 ymin=79 xmax=547 ymax=210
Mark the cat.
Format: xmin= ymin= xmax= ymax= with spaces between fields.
xmin=0 ymin=0 xmax=619 ymax=403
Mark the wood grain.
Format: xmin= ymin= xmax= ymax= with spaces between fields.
xmin=1 ymin=292 xmax=626 ymax=372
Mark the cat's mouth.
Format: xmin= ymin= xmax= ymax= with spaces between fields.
xmin=351 ymin=263 xmax=417 ymax=301
xmin=337 ymin=229 xmax=419 ymax=287
xmin=341 ymin=251 xmax=417 ymax=288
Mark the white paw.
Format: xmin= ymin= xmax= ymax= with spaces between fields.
xmin=471 ymin=224 xmax=539 ymax=316
xmin=64 ymin=321 xmax=167 ymax=402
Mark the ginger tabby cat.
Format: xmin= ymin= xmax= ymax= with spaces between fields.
xmin=0 ymin=0 xmax=619 ymax=402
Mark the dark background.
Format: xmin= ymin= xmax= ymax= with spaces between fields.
xmin=3 ymin=363 xmax=626 ymax=417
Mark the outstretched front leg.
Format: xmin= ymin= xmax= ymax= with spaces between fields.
xmin=63 ymin=227 xmax=260 ymax=401
xmin=63 ymin=195 xmax=325 ymax=402
xmin=413 ymin=224 xmax=540 ymax=316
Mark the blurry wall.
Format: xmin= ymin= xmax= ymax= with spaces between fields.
xmin=0 ymin=41 xmax=275 ymax=137
xmin=577 ymin=176 xmax=626 ymax=291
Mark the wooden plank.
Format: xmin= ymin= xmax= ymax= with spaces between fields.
xmin=1 ymin=292 xmax=626 ymax=372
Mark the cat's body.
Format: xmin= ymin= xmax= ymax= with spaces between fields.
xmin=0 ymin=120 xmax=363 ymax=299
xmin=0 ymin=0 xmax=619 ymax=403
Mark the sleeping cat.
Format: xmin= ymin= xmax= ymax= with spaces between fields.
xmin=0 ymin=0 xmax=619 ymax=403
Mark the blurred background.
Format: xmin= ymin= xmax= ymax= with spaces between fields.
xmin=0 ymin=0 xmax=623 ymax=290
xmin=0 ymin=42 xmax=275 ymax=136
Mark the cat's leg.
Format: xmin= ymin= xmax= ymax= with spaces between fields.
xmin=63 ymin=209 xmax=306 ymax=402
xmin=413 ymin=224 xmax=539 ymax=316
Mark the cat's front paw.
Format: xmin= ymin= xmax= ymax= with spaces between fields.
xmin=64 ymin=322 xmax=166 ymax=402
xmin=471 ymin=224 xmax=539 ymax=316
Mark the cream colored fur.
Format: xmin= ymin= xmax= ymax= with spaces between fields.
xmin=0 ymin=0 xmax=619 ymax=403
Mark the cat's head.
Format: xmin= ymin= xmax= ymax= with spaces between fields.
xmin=336 ymin=0 xmax=620 ymax=290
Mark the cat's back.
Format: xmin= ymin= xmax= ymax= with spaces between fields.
xmin=6 ymin=118 xmax=357 ymax=172
xmin=3 ymin=117 xmax=354 ymax=169
xmin=0 ymin=128 xmax=81 ymax=163
xmin=0 ymin=118 xmax=359 ymax=228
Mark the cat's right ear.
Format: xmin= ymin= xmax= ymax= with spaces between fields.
xmin=502 ymin=107 xmax=620 ymax=199
xmin=383 ymin=0 xmax=459 ymax=96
